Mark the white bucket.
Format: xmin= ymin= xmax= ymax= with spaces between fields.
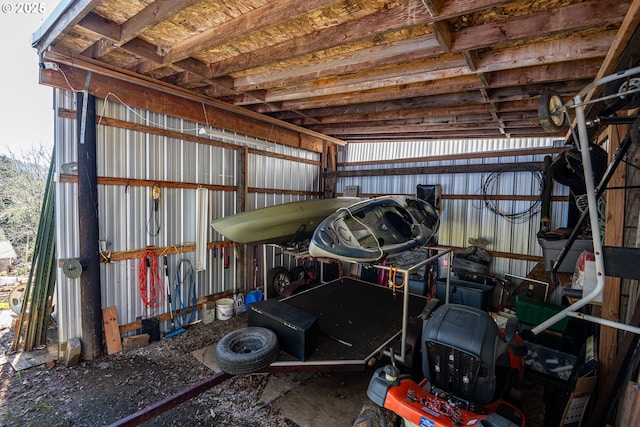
xmin=216 ymin=298 xmax=235 ymax=320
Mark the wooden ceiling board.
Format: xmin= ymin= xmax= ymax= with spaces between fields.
xmin=33 ymin=0 xmax=640 ymax=144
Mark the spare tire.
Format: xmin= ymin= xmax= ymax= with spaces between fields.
xmin=215 ymin=327 xmax=279 ymax=375
xmin=550 ymin=144 xmax=608 ymax=194
xmin=603 ymin=74 xmax=640 ymax=111
xmin=267 ymin=267 xmax=292 ymax=296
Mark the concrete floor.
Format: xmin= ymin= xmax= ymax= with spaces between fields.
xmin=191 ymin=341 xmax=372 ymax=426
xmin=192 ymin=340 xmax=547 ymax=427
xmin=260 ymin=370 xmax=372 ymax=427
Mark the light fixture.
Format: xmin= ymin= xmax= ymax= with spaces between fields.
xmin=198 ymin=127 xmax=275 ymax=149
xmin=195 ymin=187 xmax=208 ymax=272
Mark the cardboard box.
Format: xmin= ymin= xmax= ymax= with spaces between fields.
xmin=561 ymin=375 xmax=598 ymax=426
xmin=248 ymin=299 xmax=318 ymax=361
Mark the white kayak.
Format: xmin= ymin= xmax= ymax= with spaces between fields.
xmin=308 ymin=195 xmax=439 ymax=263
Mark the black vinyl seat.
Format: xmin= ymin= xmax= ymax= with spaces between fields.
xmin=422 ymin=304 xmax=509 ymax=406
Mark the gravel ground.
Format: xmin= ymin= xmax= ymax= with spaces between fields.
xmin=0 ymin=307 xmax=548 ymax=427
xmin=0 ymin=313 xmax=302 ymax=426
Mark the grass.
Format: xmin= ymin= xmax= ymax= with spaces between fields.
xmin=0 ymin=301 xmax=10 ymax=311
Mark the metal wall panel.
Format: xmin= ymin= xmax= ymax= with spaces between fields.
xmin=52 ymin=90 xmax=322 ymax=344
xmin=338 ymin=138 xmax=568 ymax=280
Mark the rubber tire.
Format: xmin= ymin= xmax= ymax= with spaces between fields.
xmin=290 ymin=266 xmax=310 ymax=282
xmin=215 ymin=327 xmax=279 ymax=375
xmin=603 ymin=75 xmax=640 ymax=111
xmin=538 ymin=90 xmax=565 ymax=132
xmin=267 ymin=267 xmax=292 ymax=296
xmin=353 ymin=400 xmax=401 ymax=427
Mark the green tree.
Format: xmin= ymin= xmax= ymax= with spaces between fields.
xmin=0 ymin=145 xmax=51 ymax=270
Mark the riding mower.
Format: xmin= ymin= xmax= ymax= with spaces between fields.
xmin=364 ymin=301 xmax=527 ymax=427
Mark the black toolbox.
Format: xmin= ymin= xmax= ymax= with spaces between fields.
xmin=248 ymin=298 xmax=318 ymax=361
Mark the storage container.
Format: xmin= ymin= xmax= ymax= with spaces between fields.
xmin=524 ymin=341 xmax=576 ymax=381
xmin=248 ymin=299 xmax=318 ymax=361
xmin=435 ymin=278 xmax=493 ymax=310
xmin=537 ymin=237 xmax=593 ymax=273
xmin=516 ymin=295 xmax=569 ymax=333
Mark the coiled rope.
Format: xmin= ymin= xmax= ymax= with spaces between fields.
xmin=173 ymin=258 xmax=197 ymax=327
xmin=480 ymin=164 xmax=544 ymax=223
xmin=138 ymin=249 xmax=165 ymax=313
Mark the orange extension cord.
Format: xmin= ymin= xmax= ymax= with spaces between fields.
xmin=138 ymin=249 xmax=165 ymax=313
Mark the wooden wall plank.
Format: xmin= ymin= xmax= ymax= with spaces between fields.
xmin=600 ymin=123 xmax=628 ymax=382
xmin=102 ymin=306 xmax=122 ymax=355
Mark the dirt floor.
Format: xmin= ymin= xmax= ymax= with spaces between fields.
xmin=0 ymin=309 xmax=374 ymax=427
xmin=0 ymin=307 xmax=549 ymax=427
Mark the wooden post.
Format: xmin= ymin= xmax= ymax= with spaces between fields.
xmin=77 ymin=91 xmax=103 ymax=360
xmin=599 ymin=122 xmax=627 ymax=382
xmin=237 ymin=146 xmax=248 ymax=290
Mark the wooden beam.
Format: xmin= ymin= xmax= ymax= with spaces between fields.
xmin=204 ymin=3 xmax=433 ymax=79
xmin=338 ymin=146 xmax=566 ymax=167
xmin=57 ymin=108 xmax=320 ymax=165
xmin=253 ymin=90 xmax=487 ymax=114
xmin=59 ymin=173 xmax=237 ymax=194
xmin=299 ymin=104 xmax=495 ymax=125
xmin=275 ymin=75 xmax=484 ymax=110
xmin=32 ymin=0 xmax=100 ymax=55
xmin=309 ymin=115 xmax=497 ymax=135
xmin=462 ymin=50 xmax=478 ymax=72
xmin=121 ymin=38 xmax=166 ymax=63
xmin=451 ymin=0 xmax=629 ymax=53
xmin=476 ymin=30 xmax=616 ymax=74
xmin=77 ymin=12 xmax=121 ymax=41
xmin=421 ymin=0 xmax=441 ymax=16
xmin=161 ymin=0 xmax=339 ymax=65
xmin=234 ymin=35 xmax=442 ymax=93
xmin=59 ymin=174 xmax=320 ymax=200
xmin=183 ymin=0 xmax=514 ymax=82
xmin=119 ymin=0 xmax=199 ymax=43
xmin=327 ymin=162 xmax=544 ymax=178
xmin=39 ymin=49 xmax=346 ymax=147
xmin=428 ymin=20 xmax=452 ymax=53
xmin=599 ymin=122 xmax=628 ymax=384
xmin=263 ymin=57 xmax=469 ymax=102
xmin=230 ymin=20 xmax=613 ymax=99
xmin=594 ymin=0 xmax=640 ymax=80
xmin=266 ymin=77 xmax=589 ymax=113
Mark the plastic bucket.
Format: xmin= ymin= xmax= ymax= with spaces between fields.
xmin=216 ymin=298 xmax=235 ymax=320
xmin=245 ymin=289 xmax=264 ymax=307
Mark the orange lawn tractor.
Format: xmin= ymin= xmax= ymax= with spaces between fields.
xmin=366 ymin=302 xmax=526 ymax=427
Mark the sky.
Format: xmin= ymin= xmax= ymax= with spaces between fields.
xmin=0 ymin=1 xmax=61 ymax=156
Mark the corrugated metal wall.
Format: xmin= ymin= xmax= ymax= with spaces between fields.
xmin=337 ymin=139 xmax=569 ymax=280
xmin=53 ymin=87 xmax=569 ymax=343
xmin=53 ymin=89 xmax=320 ymax=343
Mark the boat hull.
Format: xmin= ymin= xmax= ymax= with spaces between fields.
xmin=308 ymin=195 xmax=439 ymax=263
xmin=210 ymin=197 xmax=362 ymax=245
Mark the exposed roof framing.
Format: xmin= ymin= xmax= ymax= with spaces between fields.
xmin=33 ymin=0 xmax=640 ymax=143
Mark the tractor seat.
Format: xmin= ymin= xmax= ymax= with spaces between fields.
xmin=422 ymin=304 xmax=509 ymax=406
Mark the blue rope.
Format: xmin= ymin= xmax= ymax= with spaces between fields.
xmin=173 ymin=258 xmax=197 ymax=327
